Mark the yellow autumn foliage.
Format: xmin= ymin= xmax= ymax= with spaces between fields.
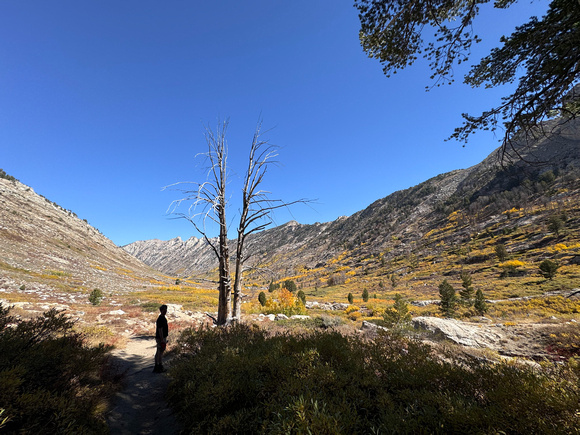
xmin=499 ymin=260 xmax=525 ymax=269
xmin=345 ymin=305 xmax=360 ymax=314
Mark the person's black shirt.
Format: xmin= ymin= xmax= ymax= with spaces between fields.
xmin=156 ymin=314 xmax=168 ymax=341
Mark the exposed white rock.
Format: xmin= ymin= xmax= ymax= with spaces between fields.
xmin=410 ymin=300 xmax=439 ymax=307
xmin=412 ymin=316 xmax=504 ymax=348
xmin=305 ymin=301 xmax=349 ymax=311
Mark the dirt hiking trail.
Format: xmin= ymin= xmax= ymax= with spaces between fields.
xmin=106 ymin=336 xmax=180 ymax=435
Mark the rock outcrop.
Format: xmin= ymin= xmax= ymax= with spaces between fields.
xmin=412 ymin=316 xmax=504 ymax=348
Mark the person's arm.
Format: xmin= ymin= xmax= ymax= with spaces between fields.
xmin=157 ymin=325 xmax=167 ymax=343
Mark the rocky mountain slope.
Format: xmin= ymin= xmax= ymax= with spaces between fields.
xmin=124 ymin=116 xmax=580 ymax=281
xmin=0 ymin=177 xmax=169 ymax=297
xmin=123 ymin=236 xmax=219 ymax=277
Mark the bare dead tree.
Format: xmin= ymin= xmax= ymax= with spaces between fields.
xmin=167 ymin=118 xmax=308 ymax=325
xmin=231 ymin=121 xmax=307 ymax=320
xmin=166 ymin=119 xmax=232 ymax=325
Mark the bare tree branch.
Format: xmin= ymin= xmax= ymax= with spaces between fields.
xmin=167 ymin=117 xmax=311 ymax=324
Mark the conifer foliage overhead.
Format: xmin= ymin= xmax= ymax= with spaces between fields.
xmin=355 ymin=0 xmax=580 ymax=159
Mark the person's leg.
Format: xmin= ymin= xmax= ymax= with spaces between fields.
xmin=153 ymin=343 xmax=165 ymax=372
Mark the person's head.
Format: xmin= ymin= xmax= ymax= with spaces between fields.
xmin=159 ymin=304 xmax=168 ymax=314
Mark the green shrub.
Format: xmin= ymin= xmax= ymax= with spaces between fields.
xmin=383 ymin=293 xmax=411 ymax=327
xmin=168 ymin=324 xmax=579 ymax=434
xmin=88 ymin=288 xmax=104 ymax=306
xmin=283 ymin=280 xmax=297 ymax=293
xmin=362 ymin=288 xmax=369 ymax=302
xmin=258 ymin=291 xmax=267 ymax=307
xmin=539 ymin=259 xmax=559 ymax=280
xmin=0 ymin=169 xmax=17 ymax=182
xmin=347 ymin=292 xmax=354 ymax=304
xmin=474 ymin=288 xmax=488 ymax=316
xmin=0 ymin=306 xmax=113 ymax=433
xmin=495 ymin=243 xmax=508 ymax=261
xmin=296 ymin=290 xmax=306 ymax=306
xmin=548 ymin=215 xmax=565 ymax=235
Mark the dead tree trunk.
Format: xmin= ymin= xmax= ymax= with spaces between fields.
xmin=168 ymin=118 xmax=307 ymax=325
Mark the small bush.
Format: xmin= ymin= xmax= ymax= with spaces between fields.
xmin=344 ymin=305 xmax=359 ymax=314
xmin=258 ymin=291 xmax=267 ymax=307
xmin=296 ymin=290 xmax=306 ymax=306
xmin=539 ymin=259 xmax=559 ymax=280
xmin=495 ymin=243 xmax=509 ymax=261
xmin=347 ymin=293 xmax=354 ymax=304
xmin=499 ymin=260 xmax=525 ymax=277
xmin=88 ymin=288 xmax=104 ymax=306
xmin=348 ymin=310 xmax=362 ymax=321
xmin=283 ymin=280 xmax=297 ymax=293
xmin=362 ymin=288 xmax=369 ymax=302
xmin=548 ymin=215 xmax=565 ymax=235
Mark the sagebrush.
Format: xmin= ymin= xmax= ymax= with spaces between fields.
xmin=168 ymin=324 xmax=579 ymax=434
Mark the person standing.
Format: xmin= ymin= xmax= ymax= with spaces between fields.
xmin=153 ymin=304 xmax=168 ymax=373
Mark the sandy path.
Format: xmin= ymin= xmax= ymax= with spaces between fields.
xmin=106 ymin=336 xmax=180 ymax=435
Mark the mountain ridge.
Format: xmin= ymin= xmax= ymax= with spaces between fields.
xmin=124 ymin=116 xmax=580 ymax=282
xmin=0 ymin=176 xmax=169 ymax=295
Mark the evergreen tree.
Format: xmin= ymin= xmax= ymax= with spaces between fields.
xmin=362 ymin=288 xmax=369 ymax=302
xmin=383 ymin=293 xmax=411 ymax=327
xmin=258 ymin=291 xmax=267 ymax=307
xmin=88 ymin=288 xmax=103 ymax=306
xmin=548 ymin=215 xmax=565 ymax=236
xmin=347 ymin=293 xmax=354 ymax=304
xmin=268 ymin=280 xmax=276 ymax=293
xmin=459 ymin=271 xmax=474 ymax=307
xmin=474 ymin=289 xmax=488 ymax=316
xmin=283 ymin=280 xmax=297 ymax=293
xmin=438 ymin=280 xmax=457 ymax=318
xmin=495 ymin=244 xmax=508 ymax=262
xmin=355 ymin=0 xmax=580 ymax=157
xmin=297 ymin=290 xmax=306 ymax=306
xmin=539 ymin=260 xmax=559 ymax=280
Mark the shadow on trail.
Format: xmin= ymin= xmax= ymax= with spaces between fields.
xmin=106 ymin=335 xmax=180 ymax=435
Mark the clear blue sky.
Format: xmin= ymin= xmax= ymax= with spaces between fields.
xmin=1 ymin=1 xmax=550 ymax=246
